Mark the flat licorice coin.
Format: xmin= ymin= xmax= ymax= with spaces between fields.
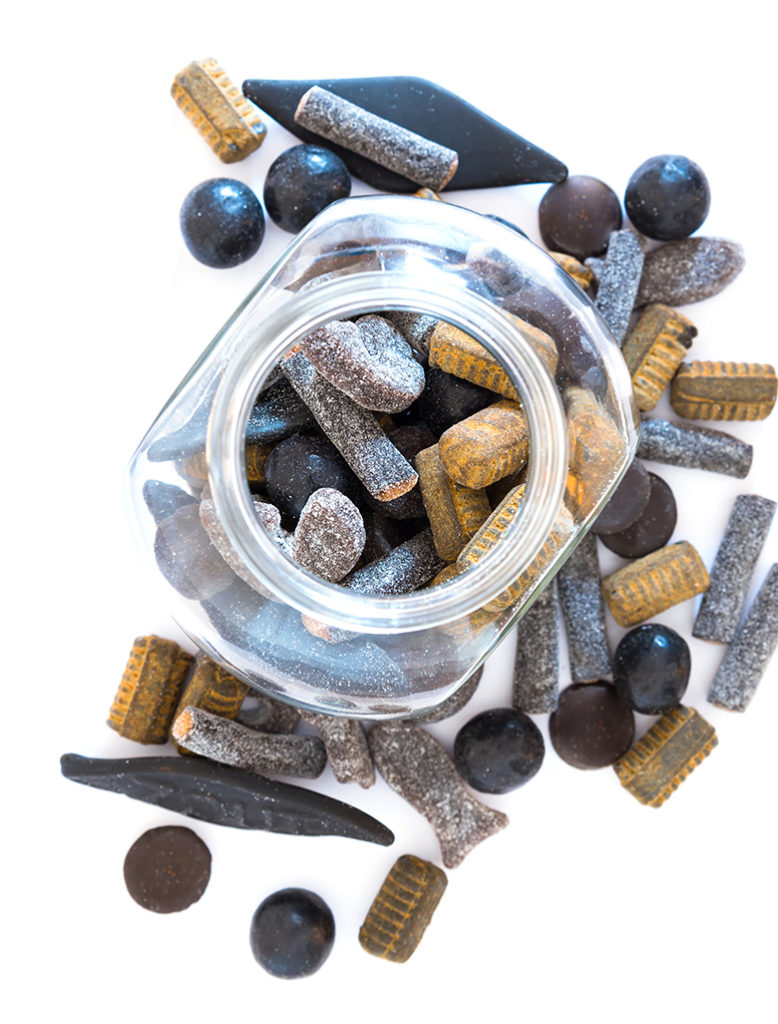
xmin=549 ymin=682 xmax=635 ymax=770
xmin=592 ymin=459 xmax=651 ymax=535
xmin=123 ymin=825 xmax=211 ymax=913
xmin=598 ymin=472 xmax=677 ymax=558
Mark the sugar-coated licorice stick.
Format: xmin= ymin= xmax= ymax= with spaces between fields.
xmin=294 ymin=86 xmax=458 ymax=191
xmin=512 ymin=580 xmax=560 ymax=714
xmin=300 ymin=711 xmax=375 ymax=788
xmin=636 ymin=418 xmax=753 ymax=479
xmin=557 ymin=533 xmax=612 ymax=682
xmin=592 ymin=230 xmax=644 ymax=344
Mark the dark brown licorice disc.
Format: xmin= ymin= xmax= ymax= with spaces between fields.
xmin=598 ymin=472 xmax=677 ymax=558
xmin=592 ymin=459 xmax=651 ymax=535
xmin=123 ymin=825 xmax=211 ymax=913
xmin=549 ymin=682 xmax=635 ymax=769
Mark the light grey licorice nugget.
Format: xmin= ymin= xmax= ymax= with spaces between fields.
xmin=513 ymin=580 xmax=560 ymax=713
xmin=557 ymin=532 xmax=612 ymax=682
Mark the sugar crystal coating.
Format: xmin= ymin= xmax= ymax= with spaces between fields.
xmin=636 ymin=237 xmax=745 ymax=306
xmin=557 ymin=532 xmax=612 ymax=683
xmin=637 ymin=419 xmax=753 ymax=478
xmin=292 ymin=488 xmax=366 ymax=583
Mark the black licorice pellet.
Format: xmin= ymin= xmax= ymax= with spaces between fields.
xmin=249 ymin=888 xmax=335 ymax=978
xmin=538 ymin=174 xmax=622 ymax=260
xmin=613 ymin=624 xmax=691 ymax=715
xmin=264 ymin=433 xmax=362 ymax=521
xmin=598 ymin=472 xmax=677 ymax=559
xmin=549 ymin=682 xmax=635 ymax=770
xmin=453 ymin=708 xmax=544 ymax=794
xmin=263 ymin=144 xmax=351 ymax=233
xmin=123 ymin=826 xmax=211 ymax=914
xmin=624 ymin=154 xmax=711 ymax=241
xmin=179 ymin=178 xmax=264 ymax=268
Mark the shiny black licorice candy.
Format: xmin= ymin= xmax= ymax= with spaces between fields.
xmin=60 ymin=754 xmax=394 ymax=845
xmin=242 ymin=76 xmax=567 ymax=192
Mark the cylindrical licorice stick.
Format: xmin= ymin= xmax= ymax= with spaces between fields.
xmin=294 ymin=86 xmax=458 ymax=191
xmin=438 ymin=400 xmax=529 ymax=489
xmin=172 ymin=706 xmax=327 ymax=779
xmin=591 ymin=230 xmax=644 ymax=345
xmin=707 ymin=564 xmax=778 ymax=712
xmin=637 ymin=418 xmax=753 ymax=479
xmin=281 ymin=346 xmax=417 ymax=501
xmin=300 ymin=711 xmax=375 ymax=788
xmin=416 ymin=444 xmax=491 ymax=562
xmin=512 ymin=580 xmax=560 ymax=713
xmin=693 ymin=495 xmax=777 ymax=643
xmin=556 ymin=532 xmax=612 ymax=682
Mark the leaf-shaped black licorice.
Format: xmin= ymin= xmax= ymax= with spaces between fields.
xmin=242 ymin=76 xmax=567 ymax=192
xmin=60 ymin=753 xmax=394 ymax=846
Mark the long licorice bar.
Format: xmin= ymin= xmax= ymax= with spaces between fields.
xmin=637 ymin=418 xmax=753 ymax=478
xmin=557 ymin=532 xmax=612 ymax=682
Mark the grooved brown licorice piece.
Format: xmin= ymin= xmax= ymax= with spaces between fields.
xmin=294 ymin=86 xmax=459 ymax=190
xmin=108 ymin=636 xmax=194 ymax=744
xmin=614 ymin=706 xmax=717 ymax=807
xmin=557 ymin=533 xmax=612 ymax=682
xmin=694 ymin=495 xmax=777 ymax=643
xmin=369 ymin=721 xmax=508 ymax=868
xmin=281 ymin=347 xmax=418 ymax=502
xmin=622 ymin=304 xmax=697 ymax=411
xmin=592 ymin=230 xmax=644 ymax=344
xmin=300 ymin=711 xmax=374 ymax=787
xmin=566 ymin=387 xmax=628 ymax=517
xmin=637 ymin=418 xmax=753 ymax=478
xmin=170 ymin=653 xmax=250 ymax=750
xmin=416 ymin=444 xmax=491 ymax=561
xmin=512 ymin=580 xmax=560 ymax=713
xmin=670 ymin=361 xmax=778 ymax=421
xmin=550 ymin=252 xmax=595 ymax=293
xmin=414 ymin=187 xmax=443 ymax=200
xmin=171 ymin=58 xmax=266 ymax=162
xmin=244 ymin=442 xmax=273 ymax=487
xmin=438 ymin=400 xmax=529 ymax=489
xmin=636 ymin=237 xmax=745 ymax=307
xmin=172 ymin=706 xmax=327 ymax=779
xmin=708 ymin=564 xmax=778 ymax=712
xmin=359 ymin=854 xmax=447 ymax=962
xmin=602 ymin=541 xmax=710 ymax=628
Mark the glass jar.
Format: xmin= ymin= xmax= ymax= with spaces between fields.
xmin=127 ymin=195 xmax=638 ymax=718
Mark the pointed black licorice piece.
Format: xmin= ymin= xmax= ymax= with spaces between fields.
xmin=60 ymin=753 xmax=394 ymax=846
xmin=242 ymin=76 xmax=567 ymax=192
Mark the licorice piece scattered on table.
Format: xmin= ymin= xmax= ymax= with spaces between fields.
xmin=512 ymin=580 xmax=560 ymax=713
xmin=438 ymin=400 xmax=530 ymax=489
xmin=416 ymin=444 xmax=491 ymax=562
xmin=621 ymin=303 xmax=697 ymax=411
xmin=707 ymin=563 xmax=778 ymax=712
xmin=669 ymin=361 xmax=778 ymax=421
xmin=359 ymin=854 xmax=447 ymax=962
xmin=294 ymin=86 xmax=459 ymax=191
xmin=108 ymin=636 xmax=194 ymax=744
xmin=601 ymin=540 xmax=710 ymax=627
xmin=557 ymin=532 xmax=612 ymax=682
xmin=635 ymin=237 xmax=745 ymax=307
xmin=636 ymin=418 xmax=753 ymax=478
xmin=591 ymin=230 xmax=644 ymax=344
xmin=300 ymin=711 xmax=375 ymax=787
xmin=693 ymin=495 xmax=776 ymax=643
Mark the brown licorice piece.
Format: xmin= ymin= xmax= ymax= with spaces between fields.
xmin=108 ymin=636 xmax=194 ymax=744
xmin=565 ymin=386 xmax=628 ymax=518
xmin=171 ymin=58 xmax=266 ymax=163
xmin=359 ymin=854 xmax=447 ymax=962
xmin=549 ymin=252 xmax=595 ymax=294
xmin=635 ymin=237 xmax=745 ymax=307
xmin=300 ymin=711 xmax=375 ymax=787
xmin=669 ymin=361 xmax=778 ymax=421
xmin=614 ymin=705 xmax=717 ymax=807
xmin=291 ymin=488 xmax=366 ymax=583
xmin=244 ymin=442 xmax=273 ymax=487
xmin=416 ymin=444 xmax=491 ymax=562
xmin=294 ymin=86 xmax=458 ymax=190
xmin=438 ymin=400 xmax=529 ymax=489
xmin=169 ymin=652 xmax=250 ymax=750
xmin=621 ymin=304 xmax=697 ymax=412
xmin=601 ymin=540 xmax=710 ymax=627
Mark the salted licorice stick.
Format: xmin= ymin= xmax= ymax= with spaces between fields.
xmin=557 ymin=533 xmax=612 ymax=682
xmin=592 ymin=230 xmax=644 ymax=344
xmin=637 ymin=418 xmax=753 ymax=478
xmin=512 ymin=580 xmax=560 ymax=713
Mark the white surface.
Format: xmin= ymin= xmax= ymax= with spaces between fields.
xmin=6 ymin=4 xmax=778 ymax=1022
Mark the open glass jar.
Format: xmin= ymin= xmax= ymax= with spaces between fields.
xmin=127 ymin=195 xmax=638 ymax=718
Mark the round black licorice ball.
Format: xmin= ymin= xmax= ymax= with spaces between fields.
xmin=613 ymin=623 xmax=691 ymax=714
xmin=454 ymin=708 xmax=544 ymax=793
xmin=625 ymin=155 xmax=711 ymax=241
xmin=249 ymin=888 xmax=335 ymax=979
xmin=179 ymin=178 xmax=264 ymax=268
xmin=538 ymin=174 xmax=622 ymax=260
xmin=264 ymin=144 xmax=351 ymax=233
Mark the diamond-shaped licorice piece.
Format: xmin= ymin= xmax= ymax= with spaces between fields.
xmin=602 ymin=541 xmax=710 ymax=628
xmin=245 ymin=377 xmax=315 ymax=446
xmin=597 ymin=472 xmax=677 ymax=559
xmin=557 ymin=532 xmax=612 ymax=682
xmin=155 ymin=503 xmax=236 ymax=599
xmin=300 ymin=711 xmax=374 ymax=787
xmin=169 ymin=652 xmax=250 ymax=751
xmin=60 ymin=753 xmax=394 ymax=844
xmin=359 ymin=854 xmax=447 ymax=962
xmin=416 ymin=444 xmax=491 ymax=562
xmin=439 ymin=400 xmax=529 ymax=489
xmin=694 ymin=495 xmax=777 ymax=644
xmin=637 ymin=418 xmax=753 ymax=479
xmin=636 ymin=237 xmax=745 ymax=307
xmin=369 ymin=721 xmax=508 ymax=868
xmin=670 ymin=361 xmax=778 ymax=421
xmin=512 ymin=580 xmax=560 ymax=713
xmin=172 ymin=706 xmax=327 ymax=779
xmin=565 ymin=387 xmax=629 ymax=519
xmin=613 ymin=705 xmax=717 ymax=807
xmin=621 ymin=305 xmax=697 ymax=412
xmin=591 ymin=230 xmax=644 ymax=344
xmin=292 ymin=488 xmax=366 ymax=583
xmin=108 ymin=636 xmax=194 ymax=744
xmin=171 ymin=58 xmax=266 ymax=162
xmin=707 ymin=563 xmax=778 ymax=712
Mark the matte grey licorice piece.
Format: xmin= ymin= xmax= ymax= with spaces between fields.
xmin=294 ymin=86 xmax=459 ymax=191
xmin=708 ymin=564 xmax=778 ymax=712
xmin=637 ymin=418 xmax=753 ymax=479
xmin=512 ymin=580 xmax=560 ymax=713
xmin=300 ymin=711 xmax=375 ymax=787
xmin=172 ymin=706 xmax=327 ymax=779
xmin=369 ymin=721 xmax=508 ymax=868
xmin=591 ymin=230 xmax=644 ymax=344
xmin=636 ymin=237 xmax=745 ymax=307
xmin=694 ymin=495 xmax=777 ymax=643
xmin=557 ymin=533 xmax=612 ymax=682
xmin=237 ymin=695 xmax=301 ymax=735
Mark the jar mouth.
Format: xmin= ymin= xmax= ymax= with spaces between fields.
xmin=207 ymin=271 xmax=568 ymax=633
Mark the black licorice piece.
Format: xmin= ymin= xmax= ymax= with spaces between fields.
xmin=245 ymin=378 xmax=315 ymax=446
xmin=142 ymin=480 xmax=197 ymax=525
xmin=694 ymin=495 xmax=777 ymax=643
xmin=637 ymin=418 xmax=753 ymax=479
xmin=549 ymin=683 xmax=635 ymax=770
xmin=250 ymin=888 xmax=335 ymax=978
xmin=538 ymin=175 xmax=622 ymax=260
xmin=598 ymin=472 xmax=677 ymax=559
xmin=591 ymin=230 xmax=644 ymax=344
xmin=60 ymin=753 xmax=394 ymax=845
xmin=242 ymin=76 xmax=567 ymax=192
xmin=592 ymin=459 xmax=651 ymax=536
xmin=708 ymin=564 xmax=778 ymax=712
xmin=123 ymin=825 xmax=211 ymax=914
xmin=557 ymin=533 xmax=612 ymax=682
xmin=636 ymin=237 xmax=745 ymax=306
xmin=512 ymin=580 xmax=560 ymax=714
xmin=624 ymin=155 xmax=711 ymax=241
xmin=408 ymin=366 xmax=494 ymax=437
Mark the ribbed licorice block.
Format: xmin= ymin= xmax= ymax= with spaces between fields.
xmin=670 ymin=361 xmax=778 ymax=421
xmin=550 ymin=252 xmax=595 ymax=293
xmin=512 ymin=579 xmax=560 ymax=713
xmin=566 ymin=387 xmax=628 ymax=518
xmin=359 ymin=854 xmax=447 ymax=962
xmin=416 ymin=444 xmax=491 ymax=561
xmin=438 ymin=400 xmax=529 ymax=489
xmin=614 ymin=706 xmax=717 ymax=807
xmin=557 ymin=532 xmax=612 ymax=682
xmin=108 ymin=636 xmax=194 ymax=744
xmin=637 ymin=419 xmax=753 ymax=479
xmin=621 ymin=304 xmax=697 ymax=411
xmin=428 ymin=320 xmax=519 ymax=399
xmin=602 ymin=541 xmax=710 ymax=627
xmin=170 ymin=653 xmax=250 ymax=750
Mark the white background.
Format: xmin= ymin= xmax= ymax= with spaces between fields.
xmin=5 ymin=4 xmax=777 ymax=1022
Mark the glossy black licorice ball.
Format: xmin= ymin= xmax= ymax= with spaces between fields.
xmin=264 ymin=433 xmax=362 ymax=521
xmin=264 ymin=144 xmax=351 ymax=233
xmin=454 ymin=708 xmax=545 ymax=794
xmin=624 ymin=155 xmax=711 ymax=241
xmin=249 ymin=888 xmax=335 ymax=979
xmin=179 ymin=178 xmax=265 ymax=268
xmin=613 ymin=623 xmax=691 ymax=714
